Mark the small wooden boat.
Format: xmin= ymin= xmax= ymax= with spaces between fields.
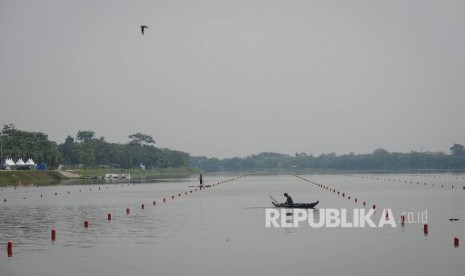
xmin=272 ymin=201 xmax=319 ymax=209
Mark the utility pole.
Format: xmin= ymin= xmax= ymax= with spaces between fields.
xmin=0 ymin=134 xmax=3 ymax=160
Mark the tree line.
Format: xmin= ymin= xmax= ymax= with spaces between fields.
xmin=0 ymin=125 xmax=189 ymax=169
xmin=2 ymin=124 xmax=464 ymax=172
xmin=190 ymin=146 xmax=465 ymax=172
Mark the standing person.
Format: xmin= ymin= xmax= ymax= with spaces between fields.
xmin=199 ymin=173 xmax=203 ymax=187
xmin=283 ymin=193 xmax=294 ymax=207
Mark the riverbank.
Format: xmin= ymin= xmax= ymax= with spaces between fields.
xmin=0 ymin=167 xmax=199 ymax=186
xmin=71 ymin=167 xmax=199 ymax=180
xmin=0 ymin=171 xmax=66 ymax=186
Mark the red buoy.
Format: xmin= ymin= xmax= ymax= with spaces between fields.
xmin=51 ymin=229 xmax=56 ymax=241
xmin=84 ymin=220 xmax=89 ymax=228
xmin=7 ymin=241 xmax=13 ymax=257
xmin=108 ymin=213 xmax=112 ymax=221
xmin=454 ymin=237 xmax=459 ymax=248
xmin=424 ymin=224 xmax=428 ymax=236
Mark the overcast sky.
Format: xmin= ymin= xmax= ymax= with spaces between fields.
xmin=1 ymin=0 xmax=464 ymax=158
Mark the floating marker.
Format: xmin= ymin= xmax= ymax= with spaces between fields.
xmin=84 ymin=220 xmax=89 ymax=228
xmin=51 ymin=229 xmax=56 ymax=241
xmin=7 ymin=241 xmax=13 ymax=257
xmin=454 ymin=237 xmax=459 ymax=248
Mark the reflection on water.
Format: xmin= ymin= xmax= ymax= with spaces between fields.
xmin=0 ymin=174 xmax=464 ymax=276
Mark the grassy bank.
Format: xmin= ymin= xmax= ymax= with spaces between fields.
xmin=0 ymin=171 xmax=66 ymax=186
xmin=0 ymin=167 xmax=200 ymax=186
xmin=72 ymin=167 xmax=199 ymax=180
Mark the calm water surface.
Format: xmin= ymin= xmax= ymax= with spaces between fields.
xmin=0 ymin=174 xmax=464 ymax=276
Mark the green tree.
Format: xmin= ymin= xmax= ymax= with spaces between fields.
xmin=128 ymin=133 xmax=156 ymax=146
xmin=76 ymin=130 xmax=95 ymax=142
xmin=1 ymin=125 xmax=60 ymax=167
xmin=450 ymin=144 xmax=465 ymax=156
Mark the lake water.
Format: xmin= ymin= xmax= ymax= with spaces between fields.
xmin=1 ymin=173 xmax=464 ymax=276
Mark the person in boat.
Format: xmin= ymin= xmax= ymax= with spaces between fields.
xmin=283 ymin=193 xmax=294 ymax=207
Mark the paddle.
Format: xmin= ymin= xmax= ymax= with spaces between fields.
xmin=269 ymin=195 xmax=279 ymax=204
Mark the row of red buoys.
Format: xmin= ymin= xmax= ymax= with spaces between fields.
xmin=290 ymin=173 xmax=376 ymax=214
xmin=291 ymin=173 xmax=461 ymax=249
xmin=3 ymin=174 xmax=250 ymax=257
xmin=344 ymin=174 xmax=463 ymax=190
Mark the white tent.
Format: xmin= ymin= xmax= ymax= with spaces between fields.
xmin=16 ymin=158 xmax=25 ymax=166
xmin=5 ymin=158 xmax=15 ymax=166
xmin=25 ymin=158 xmax=35 ymax=165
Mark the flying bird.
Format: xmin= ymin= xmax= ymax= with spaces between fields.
xmin=140 ymin=25 xmax=148 ymax=35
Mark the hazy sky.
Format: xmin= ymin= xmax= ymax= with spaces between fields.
xmin=1 ymin=0 xmax=464 ymax=158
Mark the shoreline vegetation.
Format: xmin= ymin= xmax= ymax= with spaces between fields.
xmin=1 ymin=125 xmax=464 ymax=186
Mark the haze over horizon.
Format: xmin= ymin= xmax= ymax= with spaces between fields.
xmin=1 ymin=0 xmax=464 ymax=159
